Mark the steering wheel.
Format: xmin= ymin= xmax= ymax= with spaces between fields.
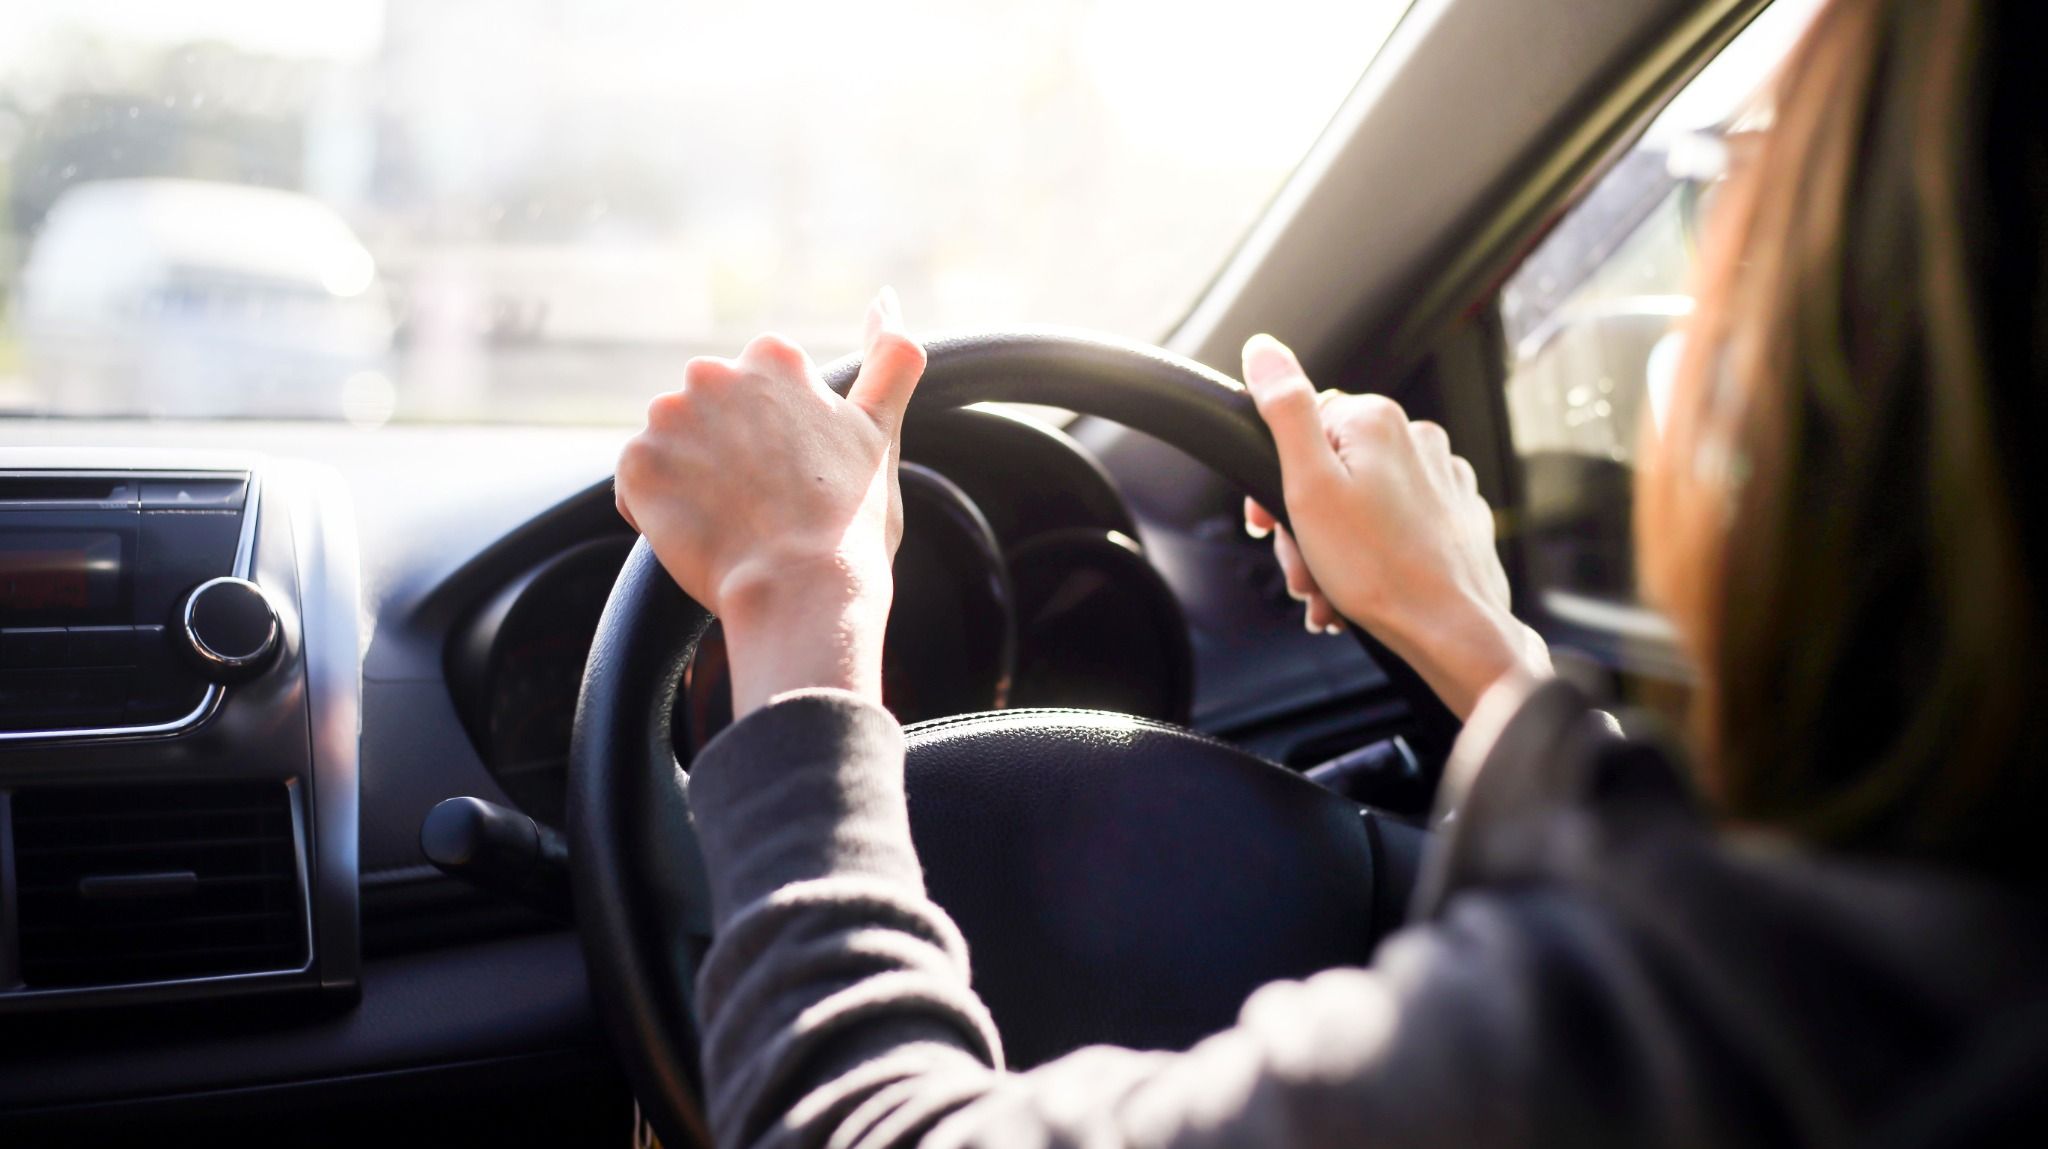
xmin=567 ymin=331 xmax=1455 ymax=1148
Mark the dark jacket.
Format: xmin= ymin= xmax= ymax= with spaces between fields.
xmin=686 ymin=680 xmax=2048 ymax=1148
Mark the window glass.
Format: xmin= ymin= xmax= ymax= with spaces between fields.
xmin=1498 ymin=0 xmax=1823 ymax=631
xmin=0 ymin=0 xmax=1416 ymax=423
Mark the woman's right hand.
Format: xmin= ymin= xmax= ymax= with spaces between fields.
xmin=1241 ymin=334 xmax=1550 ymax=719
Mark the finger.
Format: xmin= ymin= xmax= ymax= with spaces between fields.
xmin=1323 ymin=391 xmax=1410 ymax=457
xmin=1274 ymin=526 xmax=1319 ymax=602
xmin=848 ymin=286 xmax=928 ymax=434
xmin=738 ymin=333 xmax=812 ymax=379
xmin=1242 ymin=334 xmax=1341 ymax=489
xmin=1244 ymin=496 xmax=1277 ymax=539
xmin=614 ymin=484 xmax=640 ymax=533
xmin=1449 ymin=454 xmax=1478 ymax=493
xmin=1304 ymin=593 xmax=1342 ymax=635
xmin=1270 ymin=521 xmax=1346 ymax=635
xmin=862 ymin=291 xmax=886 ymax=348
xmin=1465 ymin=490 xmax=1498 ymax=540
xmin=1408 ymin=419 xmax=1452 ymax=479
xmin=681 ymin=355 xmax=740 ymax=398
xmin=1408 ymin=419 xmax=1450 ymax=459
xmin=614 ymin=436 xmax=650 ymax=532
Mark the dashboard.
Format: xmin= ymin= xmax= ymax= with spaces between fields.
xmin=0 ymin=411 xmax=1395 ymax=1143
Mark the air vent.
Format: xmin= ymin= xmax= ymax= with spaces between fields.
xmin=10 ymin=782 xmax=307 ymax=989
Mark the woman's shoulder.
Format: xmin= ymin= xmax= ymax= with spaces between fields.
xmin=1411 ymin=675 xmax=1702 ymax=916
xmin=1394 ymin=676 xmax=2048 ymax=1140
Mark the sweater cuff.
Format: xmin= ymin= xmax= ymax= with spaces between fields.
xmin=687 ymin=689 xmax=919 ymax=930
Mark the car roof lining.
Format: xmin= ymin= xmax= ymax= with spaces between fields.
xmin=1165 ymin=0 xmax=1771 ymax=385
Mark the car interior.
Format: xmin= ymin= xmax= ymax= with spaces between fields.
xmin=0 ymin=0 xmax=1820 ymax=1143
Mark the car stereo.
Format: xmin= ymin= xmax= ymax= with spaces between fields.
xmin=0 ymin=470 xmax=270 ymax=738
xmin=0 ymin=457 xmax=360 ymax=1015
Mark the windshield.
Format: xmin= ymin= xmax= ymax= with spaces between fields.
xmin=0 ymin=1 xmax=1409 ymax=425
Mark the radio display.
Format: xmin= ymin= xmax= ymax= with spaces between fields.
xmin=0 ymin=532 xmax=124 ymax=621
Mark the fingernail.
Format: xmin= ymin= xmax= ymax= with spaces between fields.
xmin=878 ymin=285 xmax=903 ymax=328
xmin=1303 ymin=615 xmax=1322 ymax=634
xmin=1324 ymin=623 xmax=1345 ymax=636
xmin=1245 ymin=521 xmax=1271 ymax=539
xmin=1242 ymin=333 xmax=1298 ymax=388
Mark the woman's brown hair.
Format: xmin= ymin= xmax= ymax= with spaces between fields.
xmin=1638 ymin=0 xmax=2048 ymax=883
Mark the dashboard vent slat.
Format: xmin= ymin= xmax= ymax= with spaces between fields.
xmin=9 ymin=782 xmax=307 ymax=989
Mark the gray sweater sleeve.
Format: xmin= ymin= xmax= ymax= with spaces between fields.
xmin=688 ymin=691 xmax=1661 ymax=1149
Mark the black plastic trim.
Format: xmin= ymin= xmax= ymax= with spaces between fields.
xmin=0 ymin=931 xmax=599 ymax=1117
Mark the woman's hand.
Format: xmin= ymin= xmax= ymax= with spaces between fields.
xmin=1242 ymin=334 xmax=1549 ymax=719
xmin=614 ymin=289 xmax=927 ymax=717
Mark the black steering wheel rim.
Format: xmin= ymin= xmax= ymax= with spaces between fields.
xmin=567 ymin=330 xmax=1457 ymax=1149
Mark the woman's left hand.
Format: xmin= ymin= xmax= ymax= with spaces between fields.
xmin=613 ymin=288 xmax=927 ymax=717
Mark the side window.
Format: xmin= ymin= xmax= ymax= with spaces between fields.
xmin=1498 ymin=0 xmax=1821 ymax=635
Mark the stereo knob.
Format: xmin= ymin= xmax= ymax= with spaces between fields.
xmin=178 ymin=577 xmax=281 ymax=682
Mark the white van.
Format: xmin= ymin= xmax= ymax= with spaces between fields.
xmin=16 ymin=179 xmax=394 ymax=418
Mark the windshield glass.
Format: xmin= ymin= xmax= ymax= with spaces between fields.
xmin=0 ymin=0 xmax=1410 ymax=424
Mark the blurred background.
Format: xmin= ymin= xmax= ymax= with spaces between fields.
xmin=0 ymin=0 xmax=1407 ymax=424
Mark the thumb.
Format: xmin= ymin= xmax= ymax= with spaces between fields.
xmin=847 ymin=286 xmax=927 ymax=434
xmin=1243 ymin=334 xmax=1338 ymax=487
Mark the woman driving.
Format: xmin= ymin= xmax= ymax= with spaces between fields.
xmin=611 ymin=0 xmax=2048 ymax=1144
